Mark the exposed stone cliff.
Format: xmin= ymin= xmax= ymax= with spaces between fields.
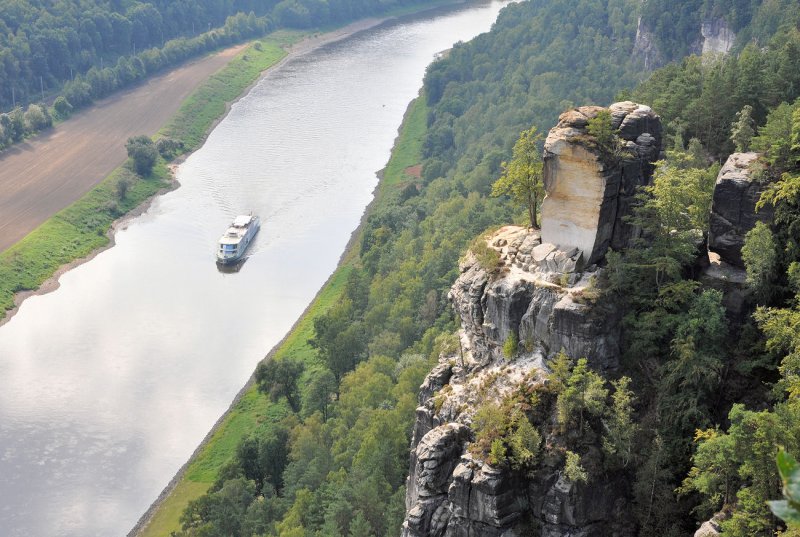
xmin=401 ymin=103 xmax=663 ymax=537
xmin=632 ymin=16 xmax=735 ymax=68
xmin=402 ymin=226 xmax=630 ymax=537
xmin=701 ymin=19 xmax=736 ymax=55
xmin=708 ymin=152 xmax=772 ymax=268
xmin=541 ymin=102 xmax=662 ymax=266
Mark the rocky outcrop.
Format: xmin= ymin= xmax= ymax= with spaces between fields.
xmin=700 ymin=252 xmax=749 ymax=319
xmin=401 ymin=101 xmax=664 ymax=537
xmin=701 ymin=19 xmax=735 ymax=55
xmin=708 ymin=152 xmax=772 ymax=268
xmin=540 ymin=102 xmax=662 ymax=266
xmin=632 ymin=17 xmax=665 ymax=70
xmin=402 ymin=226 xmax=629 ymax=537
xmin=449 ymin=227 xmax=620 ymax=371
xmin=633 ymin=16 xmax=735 ymax=69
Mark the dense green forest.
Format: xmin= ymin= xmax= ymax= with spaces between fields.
xmin=0 ymin=0 xmax=436 ymax=148
xmin=166 ymin=0 xmax=800 ymax=536
xmin=638 ymin=0 xmax=800 ymax=61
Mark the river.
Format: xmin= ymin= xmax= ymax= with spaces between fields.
xmin=0 ymin=2 xmax=507 ymax=536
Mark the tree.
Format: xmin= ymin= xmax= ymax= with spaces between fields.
xmin=556 ymin=357 xmax=608 ymax=435
xmin=310 ymin=299 xmax=367 ymax=388
xmin=302 ymin=367 xmax=337 ymax=421
xmin=116 ymin=176 xmax=131 ymax=201
xmin=23 ymin=104 xmax=51 ymax=132
xmin=255 ymin=358 xmax=305 ymax=412
xmin=731 ymin=104 xmax=756 ymax=152
xmin=742 ymin=221 xmax=777 ymax=302
xmin=564 ymin=450 xmax=588 ymax=484
xmin=125 ymin=135 xmax=157 ymax=176
xmin=491 ymin=126 xmax=544 ymax=229
xmin=53 ymin=96 xmax=72 ymax=118
xmin=602 ymin=377 xmax=637 ymax=468
xmin=587 ymin=109 xmax=616 ymax=152
xmin=770 ymin=450 xmax=800 ymax=530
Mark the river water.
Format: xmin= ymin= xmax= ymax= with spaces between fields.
xmin=0 ymin=3 xmax=507 ymax=536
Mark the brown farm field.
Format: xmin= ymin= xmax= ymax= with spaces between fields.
xmin=0 ymin=44 xmax=244 ymax=253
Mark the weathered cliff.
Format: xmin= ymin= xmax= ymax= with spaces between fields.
xmin=700 ymin=19 xmax=736 ymax=55
xmin=632 ymin=16 xmax=736 ymax=68
xmin=401 ymin=102 xmax=664 ymax=537
xmin=402 ymin=226 xmax=631 ymax=537
xmin=541 ymin=101 xmax=662 ymax=267
xmin=708 ymin=152 xmax=772 ymax=268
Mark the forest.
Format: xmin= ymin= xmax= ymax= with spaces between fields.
xmin=0 ymin=0 xmax=436 ymax=148
xmin=127 ymin=0 xmax=799 ymax=535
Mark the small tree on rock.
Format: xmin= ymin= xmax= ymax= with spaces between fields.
xmin=492 ymin=126 xmax=544 ymax=229
xmin=126 ymin=135 xmax=158 ymax=176
xmin=731 ymin=104 xmax=756 ymax=152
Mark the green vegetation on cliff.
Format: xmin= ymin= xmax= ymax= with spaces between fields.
xmin=162 ymin=1 xmax=800 ymax=537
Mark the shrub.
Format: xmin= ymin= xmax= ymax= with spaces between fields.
xmin=503 ymin=331 xmax=518 ymax=359
xmin=126 ymin=135 xmax=158 ymax=176
xmin=53 ymin=96 xmax=73 ymax=119
xmin=564 ymin=450 xmax=588 ymax=483
xmin=116 ymin=176 xmax=132 ymax=201
xmin=155 ymin=137 xmax=185 ymax=160
xmin=24 ymin=104 xmax=52 ymax=131
xmin=470 ymin=237 xmax=500 ymax=272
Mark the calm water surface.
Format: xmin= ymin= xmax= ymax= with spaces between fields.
xmin=0 ymin=3 xmax=507 ymax=536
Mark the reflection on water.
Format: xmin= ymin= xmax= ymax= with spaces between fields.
xmin=0 ymin=2 xmax=508 ymax=536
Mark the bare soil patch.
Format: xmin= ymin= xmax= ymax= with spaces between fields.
xmin=0 ymin=45 xmax=244 ymax=253
xmin=404 ymin=163 xmax=422 ymax=178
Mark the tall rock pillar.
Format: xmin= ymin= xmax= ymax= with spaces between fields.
xmin=540 ymin=102 xmax=662 ymax=266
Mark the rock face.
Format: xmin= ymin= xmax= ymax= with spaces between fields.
xmin=402 ymin=226 xmax=630 ymax=537
xmin=708 ymin=152 xmax=772 ymax=267
xmin=701 ymin=19 xmax=735 ymax=55
xmin=540 ymin=102 xmax=662 ymax=267
xmin=450 ymin=227 xmax=620 ymax=372
xmin=632 ymin=17 xmax=664 ymax=70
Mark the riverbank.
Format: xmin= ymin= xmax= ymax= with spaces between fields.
xmin=0 ymin=9 xmax=433 ymax=327
xmin=130 ymin=92 xmax=428 ymax=537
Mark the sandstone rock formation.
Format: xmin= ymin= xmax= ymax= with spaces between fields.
xmin=701 ymin=19 xmax=736 ymax=55
xmin=402 ymin=226 xmax=629 ymax=537
xmin=632 ymin=16 xmax=734 ymax=69
xmin=708 ymin=152 xmax=772 ymax=268
xmin=632 ymin=17 xmax=664 ymax=70
xmin=540 ymin=102 xmax=662 ymax=267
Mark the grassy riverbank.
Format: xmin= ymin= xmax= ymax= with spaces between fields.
xmin=160 ymin=34 xmax=297 ymax=150
xmin=0 ymin=38 xmax=292 ymax=321
xmin=0 ymin=163 xmax=172 ymax=315
xmin=135 ymin=94 xmax=427 ymax=537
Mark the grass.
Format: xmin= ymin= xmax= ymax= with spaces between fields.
xmin=0 ymin=37 xmax=296 ymax=320
xmin=380 ymin=93 xmax=428 ymax=192
xmin=0 ymin=163 xmax=171 ymax=315
xmin=160 ymin=39 xmax=289 ymax=150
xmin=136 ymin=96 xmax=427 ymax=536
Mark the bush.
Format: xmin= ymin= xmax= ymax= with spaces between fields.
xmin=126 ymin=135 xmax=158 ymax=176
xmin=564 ymin=450 xmax=588 ymax=483
xmin=116 ymin=176 xmax=132 ymax=201
xmin=53 ymin=96 xmax=73 ymax=119
xmin=502 ymin=331 xmax=518 ymax=359
xmin=24 ymin=104 xmax=52 ymax=132
xmin=155 ymin=137 xmax=185 ymax=160
xmin=470 ymin=236 xmax=501 ymax=272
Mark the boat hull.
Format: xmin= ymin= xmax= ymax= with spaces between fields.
xmin=216 ymin=217 xmax=260 ymax=264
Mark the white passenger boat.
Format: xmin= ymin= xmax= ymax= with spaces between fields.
xmin=216 ymin=213 xmax=260 ymax=264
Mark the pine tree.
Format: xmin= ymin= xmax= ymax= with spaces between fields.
xmin=731 ymin=104 xmax=756 ymax=152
